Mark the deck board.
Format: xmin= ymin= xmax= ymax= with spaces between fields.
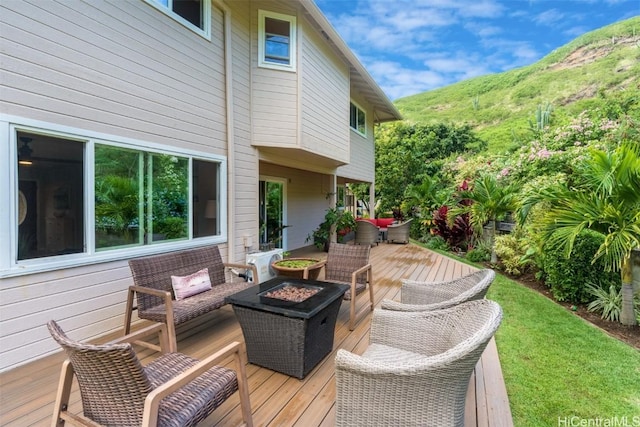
xmin=0 ymin=243 xmax=513 ymax=426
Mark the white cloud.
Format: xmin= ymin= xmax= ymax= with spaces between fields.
xmin=316 ymin=0 xmax=634 ymax=98
xmin=534 ymin=9 xmax=565 ymax=26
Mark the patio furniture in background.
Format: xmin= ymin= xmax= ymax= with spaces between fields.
xmin=386 ymin=218 xmax=413 ymax=244
xmin=354 ymin=219 xmax=380 ymax=246
xmin=125 ymin=245 xmax=257 ymax=352
xmin=226 ymin=277 xmax=348 ymax=379
xmin=47 ymin=320 xmax=253 ymax=427
xmin=380 ymin=269 xmax=496 ymax=312
xmin=317 ymin=243 xmax=374 ymax=330
xmin=334 ymin=299 xmax=503 ymax=426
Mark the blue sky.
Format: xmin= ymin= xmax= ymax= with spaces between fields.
xmin=315 ymin=0 xmax=639 ymax=100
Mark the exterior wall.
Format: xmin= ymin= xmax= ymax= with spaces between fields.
xmin=250 ymin=2 xmax=351 ymax=165
xmin=0 ymin=0 xmax=390 ymax=372
xmin=0 ymin=0 xmax=245 ymax=372
xmin=250 ymin=1 xmax=299 ymax=147
xmin=337 ymin=93 xmax=376 ymax=182
xmin=299 ymin=17 xmax=350 ymax=163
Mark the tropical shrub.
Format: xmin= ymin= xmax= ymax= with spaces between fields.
xmin=540 ymin=230 xmax=620 ymax=303
xmin=494 ymin=233 xmax=533 ymax=276
xmin=431 ymin=206 xmax=473 ymax=251
xmin=466 ymin=245 xmax=490 ymax=263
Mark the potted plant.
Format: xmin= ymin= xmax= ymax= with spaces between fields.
xmin=307 ymin=208 xmax=357 ymax=251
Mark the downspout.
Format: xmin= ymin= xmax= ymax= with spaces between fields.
xmin=212 ymin=0 xmax=236 ymax=263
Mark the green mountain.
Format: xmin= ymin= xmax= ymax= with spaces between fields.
xmin=394 ymin=17 xmax=640 ymax=154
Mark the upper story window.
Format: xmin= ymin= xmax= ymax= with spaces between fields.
xmin=146 ymin=0 xmax=211 ymax=38
xmin=258 ymin=10 xmax=296 ymax=71
xmin=350 ymin=102 xmax=366 ymax=136
xmin=7 ymin=125 xmax=224 ymax=274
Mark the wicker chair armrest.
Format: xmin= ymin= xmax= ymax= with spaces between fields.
xmin=335 ymin=348 xmax=431 ymax=375
xmin=143 ymin=341 xmax=247 ymax=426
xmin=128 ymin=285 xmax=173 ymax=300
xmin=351 ymin=263 xmax=372 ymax=277
xmin=379 ymin=299 xmax=444 ymax=312
xmin=107 ymin=323 xmax=171 ymax=351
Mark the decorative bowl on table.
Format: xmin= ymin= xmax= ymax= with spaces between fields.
xmin=271 ymin=258 xmax=323 ymax=280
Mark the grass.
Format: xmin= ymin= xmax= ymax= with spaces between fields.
xmin=414 ymin=241 xmax=640 ymax=424
xmin=488 ymin=274 xmax=640 ymax=425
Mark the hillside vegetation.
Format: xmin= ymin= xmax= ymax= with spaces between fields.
xmin=394 ymin=17 xmax=640 ymax=154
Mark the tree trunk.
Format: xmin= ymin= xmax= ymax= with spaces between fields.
xmin=620 ymin=258 xmax=637 ymax=326
xmin=490 ymin=220 xmax=498 ymax=264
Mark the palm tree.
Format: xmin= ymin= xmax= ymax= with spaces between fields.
xmin=524 ymin=142 xmax=640 ymax=325
xmin=452 ymin=174 xmax=519 ymax=263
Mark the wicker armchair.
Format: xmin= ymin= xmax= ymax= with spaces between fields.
xmin=354 ymin=220 xmax=379 ymax=246
xmin=386 ymin=219 xmax=412 ymax=243
xmin=48 ymin=320 xmax=253 ymax=427
xmin=381 ymin=268 xmax=495 ymax=312
xmin=335 ymin=299 xmax=503 ymax=426
xmin=311 ymin=243 xmax=374 ymax=330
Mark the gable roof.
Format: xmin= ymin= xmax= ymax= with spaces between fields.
xmin=299 ymin=0 xmax=403 ymax=123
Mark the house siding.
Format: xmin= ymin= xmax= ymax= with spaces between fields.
xmin=0 ymin=0 xmax=397 ymax=373
xmin=0 ymin=0 xmax=239 ymax=372
xmin=299 ymin=17 xmax=350 ymax=163
xmin=337 ymin=94 xmax=376 ymax=182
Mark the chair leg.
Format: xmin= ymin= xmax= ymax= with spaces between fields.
xmin=367 ymin=270 xmax=375 ymax=311
xmin=51 ymin=361 xmax=74 ymax=427
xmin=349 ymin=279 xmax=357 ymax=331
xmin=234 ymin=346 xmax=254 ymax=427
xmin=124 ymin=288 xmax=135 ymax=335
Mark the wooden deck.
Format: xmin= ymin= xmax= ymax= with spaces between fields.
xmin=0 ymin=243 xmax=513 ymax=426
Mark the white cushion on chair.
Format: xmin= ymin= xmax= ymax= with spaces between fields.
xmin=171 ymin=268 xmax=212 ymax=300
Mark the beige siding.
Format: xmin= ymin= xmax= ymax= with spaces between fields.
xmin=250 ymin=2 xmax=299 ymax=147
xmin=299 ymin=18 xmax=350 ymax=163
xmin=337 ymin=94 xmax=376 ymax=182
xmin=226 ymin=0 xmax=257 ymax=263
xmin=0 ymin=0 xmax=242 ymax=372
xmin=1 ymin=0 xmax=228 ymax=153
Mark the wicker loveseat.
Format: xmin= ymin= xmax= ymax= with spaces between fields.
xmin=124 ymin=245 xmax=257 ymax=352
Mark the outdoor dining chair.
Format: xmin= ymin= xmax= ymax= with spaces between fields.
xmin=335 ymin=299 xmax=503 ymax=426
xmin=309 ymin=243 xmax=374 ymax=330
xmin=48 ymin=320 xmax=253 ymax=427
xmin=354 ymin=220 xmax=380 ymax=246
xmin=381 ymin=268 xmax=495 ymax=312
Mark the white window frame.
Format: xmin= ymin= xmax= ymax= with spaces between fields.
xmin=1 ymin=116 xmax=227 ymax=278
xmin=258 ymin=10 xmax=297 ymax=72
xmin=144 ymin=0 xmax=212 ymax=39
xmin=350 ymin=101 xmax=367 ymax=137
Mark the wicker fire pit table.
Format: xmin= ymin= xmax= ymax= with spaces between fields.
xmin=225 ymin=277 xmax=348 ymax=379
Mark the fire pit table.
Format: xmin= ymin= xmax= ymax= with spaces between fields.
xmin=225 ymin=277 xmax=348 ymax=379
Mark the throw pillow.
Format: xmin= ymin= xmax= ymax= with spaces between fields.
xmin=171 ymin=268 xmax=212 ymax=300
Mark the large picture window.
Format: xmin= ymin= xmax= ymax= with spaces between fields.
xmin=258 ymin=10 xmax=296 ymax=71
xmin=12 ymin=129 xmax=223 ymax=269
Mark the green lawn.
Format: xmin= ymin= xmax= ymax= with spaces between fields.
xmin=487 ymin=274 xmax=640 ymax=425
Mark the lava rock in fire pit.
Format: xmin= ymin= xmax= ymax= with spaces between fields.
xmin=264 ymin=285 xmax=320 ymax=302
